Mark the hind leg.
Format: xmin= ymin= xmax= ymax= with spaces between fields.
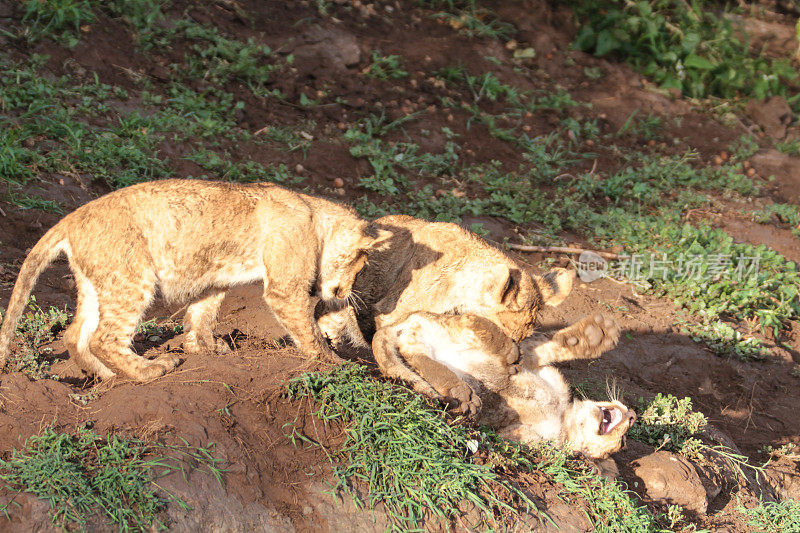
xmin=183 ymin=289 xmax=230 ymax=354
xmin=64 ymin=270 xmax=115 ymax=380
xmin=89 ymin=278 xmax=180 ymax=381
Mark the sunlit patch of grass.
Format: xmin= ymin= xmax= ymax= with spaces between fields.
xmin=738 ymin=497 xmax=800 ymax=532
xmin=0 ymin=428 xmax=224 ymax=531
xmin=286 ymin=364 xmax=661 ymax=531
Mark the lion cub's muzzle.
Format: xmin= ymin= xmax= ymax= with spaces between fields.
xmin=600 ymin=405 xmax=636 ymax=435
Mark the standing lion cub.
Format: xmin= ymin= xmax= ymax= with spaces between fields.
xmin=0 ymin=179 xmax=390 ymax=381
xmin=373 ymin=312 xmax=635 ymax=459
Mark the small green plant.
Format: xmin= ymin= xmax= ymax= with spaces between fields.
xmin=4 ymin=297 xmax=70 ymax=379
xmin=0 ymin=428 xmax=223 ymax=530
xmin=365 ymin=51 xmax=408 ymax=80
xmin=135 ymin=318 xmax=183 ymax=339
xmin=629 ymin=393 xmax=707 ymax=453
xmin=738 ymin=497 xmax=800 ymax=532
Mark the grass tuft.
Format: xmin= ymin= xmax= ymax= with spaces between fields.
xmin=0 ymin=427 xmax=222 ymax=531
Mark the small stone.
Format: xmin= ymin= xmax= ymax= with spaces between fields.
xmin=337 ymin=122 xmax=347 ymax=130
xmin=334 ymin=188 xmax=345 ymax=196
xmin=505 ymin=39 xmax=518 ymax=51
xmin=333 ymin=177 xmax=344 ymax=188
xmin=295 ymin=164 xmax=305 ymax=174
xmin=746 ymin=167 xmax=756 ymax=177
xmin=446 ymin=114 xmax=454 ymax=122
xmin=522 ymin=125 xmax=532 ymax=132
xmin=148 ymin=335 xmax=162 ymax=342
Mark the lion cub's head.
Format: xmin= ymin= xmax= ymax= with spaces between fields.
xmin=496 ymin=371 xmax=635 ymax=460
xmin=318 ymin=220 xmax=392 ymax=302
xmin=562 ymin=399 xmax=636 ymax=459
xmin=476 ymin=266 xmax=575 ymax=342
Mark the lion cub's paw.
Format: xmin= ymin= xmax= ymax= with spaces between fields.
xmin=138 ymin=353 xmax=181 ymax=380
xmin=183 ymin=334 xmax=231 ymax=355
xmin=555 ymin=313 xmax=619 ymax=359
xmin=446 ymin=382 xmax=482 ymax=416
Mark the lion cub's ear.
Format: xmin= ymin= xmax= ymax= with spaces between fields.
xmin=489 ymin=264 xmax=514 ymax=304
xmin=361 ymin=227 xmax=393 ymax=252
xmin=533 ymin=268 xmax=575 ymax=307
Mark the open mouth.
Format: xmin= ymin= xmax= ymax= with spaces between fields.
xmin=599 ymin=407 xmax=624 ymax=434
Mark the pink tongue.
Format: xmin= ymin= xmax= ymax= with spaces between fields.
xmin=601 ymin=410 xmax=614 ymax=434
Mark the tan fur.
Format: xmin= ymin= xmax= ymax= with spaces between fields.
xmin=373 ymin=312 xmax=635 ymax=459
xmin=316 ymin=215 xmax=574 ymax=348
xmin=0 ymin=179 xmax=390 ymax=381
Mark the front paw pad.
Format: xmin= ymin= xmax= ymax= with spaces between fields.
xmin=556 ymin=313 xmax=620 ymax=359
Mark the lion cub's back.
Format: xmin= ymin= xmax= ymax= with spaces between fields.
xmin=60 ymin=180 xmax=313 ymax=295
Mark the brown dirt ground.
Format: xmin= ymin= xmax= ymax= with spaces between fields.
xmin=1 ymin=0 xmax=799 ymax=530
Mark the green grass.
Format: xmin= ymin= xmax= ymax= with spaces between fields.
xmin=421 ymin=1 xmax=516 ymax=41
xmin=571 ymin=0 xmax=798 ymax=101
xmin=18 ymin=0 xmax=95 ymax=44
xmin=681 ymin=319 xmax=768 ymax=361
xmin=738 ymin=498 xmax=800 ymax=533
xmin=344 ymin=113 xmax=460 ymax=196
xmin=186 ymin=148 xmax=303 ymax=184
xmin=0 ymin=427 xmax=223 ymax=531
xmin=591 ymin=210 xmax=800 ymax=339
xmin=286 ymin=364 xmax=661 ymax=531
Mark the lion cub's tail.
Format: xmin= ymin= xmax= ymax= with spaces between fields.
xmin=0 ymin=222 xmax=69 ymax=368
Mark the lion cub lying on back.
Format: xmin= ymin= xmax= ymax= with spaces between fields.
xmin=373 ymin=312 xmax=635 ymax=459
xmin=0 ymin=179 xmax=389 ymax=381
